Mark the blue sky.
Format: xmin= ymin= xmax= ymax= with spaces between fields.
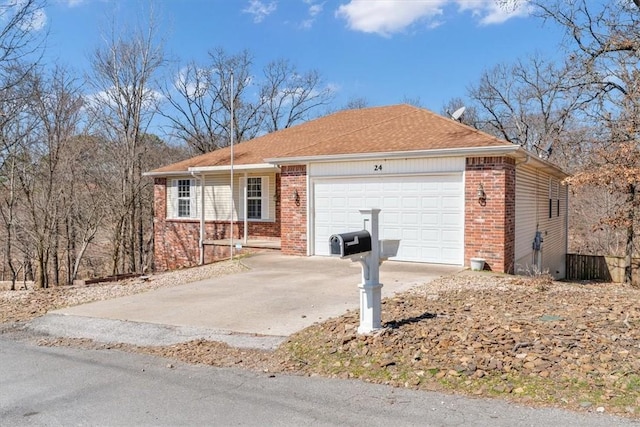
xmin=41 ymin=0 xmax=565 ymax=117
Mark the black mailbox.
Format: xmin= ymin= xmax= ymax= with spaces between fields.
xmin=329 ymin=230 xmax=372 ymax=258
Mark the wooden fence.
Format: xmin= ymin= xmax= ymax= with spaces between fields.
xmin=566 ymin=254 xmax=639 ymax=285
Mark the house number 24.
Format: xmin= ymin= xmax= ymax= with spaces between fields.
xmin=374 ymin=164 xmax=382 ymax=171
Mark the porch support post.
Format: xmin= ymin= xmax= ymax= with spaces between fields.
xmin=244 ymin=172 xmax=248 ymax=244
xmin=199 ymin=173 xmax=205 ymax=265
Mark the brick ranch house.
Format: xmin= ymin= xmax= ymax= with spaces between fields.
xmin=145 ymin=104 xmax=569 ymax=278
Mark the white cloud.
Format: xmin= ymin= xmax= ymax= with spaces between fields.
xmin=309 ymin=3 xmax=323 ymax=16
xmin=299 ymin=19 xmax=314 ymax=30
xmin=298 ymin=0 xmax=324 ymax=30
xmin=336 ymin=0 xmax=531 ymax=36
xmin=6 ymin=0 xmax=48 ymax=31
xmin=336 ymin=0 xmax=447 ymax=37
xmin=59 ymin=0 xmax=86 ymax=6
xmin=20 ymin=8 xmax=47 ymax=31
xmin=456 ymin=0 xmax=531 ymax=25
xmin=242 ymin=0 xmax=277 ymax=23
xmin=85 ymin=86 xmax=162 ymax=111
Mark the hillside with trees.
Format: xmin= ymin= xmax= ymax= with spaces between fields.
xmin=0 ymin=0 xmax=637 ymax=288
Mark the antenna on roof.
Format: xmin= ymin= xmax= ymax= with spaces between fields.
xmin=450 ymin=106 xmax=466 ymax=122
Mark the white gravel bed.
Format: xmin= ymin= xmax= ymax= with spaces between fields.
xmin=0 ymin=260 xmax=248 ymax=308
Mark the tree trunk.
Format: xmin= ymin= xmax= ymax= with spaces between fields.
xmin=626 ymin=183 xmax=636 ymax=284
xmin=53 ymin=220 xmax=60 ymax=286
xmin=36 ymin=250 xmax=47 ymax=289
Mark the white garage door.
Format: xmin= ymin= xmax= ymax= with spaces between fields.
xmin=313 ymin=175 xmax=464 ymax=264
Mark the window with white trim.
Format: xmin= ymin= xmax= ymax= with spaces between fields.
xmin=247 ymin=177 xmax=263 ymax=219
xmin=176 ymin=179 xmax=194 ymax=218
xmin=240 ymin=176 xmax=269 ymax=220
xmin=548 ymin=178 xmax=559 ymax=219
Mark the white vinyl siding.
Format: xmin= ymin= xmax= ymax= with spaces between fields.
xmin=309 ymin=157 xmax=465 ymax=177
xmin=168 ymin=173 xmax=275 ymax=222
xmin=515 ymin=165 xmax=567 ymax=278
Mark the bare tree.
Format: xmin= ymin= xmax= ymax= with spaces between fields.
xmin=160 ymin=48 xmax=264 ymax=154
xmin=260 ymin=58 xmax=334 ymax=132
xmin=342 ymin=96 xmax=370 ymax=110
xmin=400 ymin=95 xmax=423 ymax=108
xmin=0 ymin=109 xmax=32 ymax=289
xmin=0 ymin=0 xmax=46 ymax=92
xmin=160 ymin=61 xmax=226 ymax=153
xmin=12 ymin=66 xmax=83 ymax=288
xmin=467 ymin=54 xmax=587 ymax=156
xmin=160 ymin=49 xmax=334 ymax=153
xmin=528 ymin=0 xmax=640 ymax=283
xmin=0 ymin=0 xmax=46 ymax=167
xmin=87 ymin=11 xmax=165 ymax=274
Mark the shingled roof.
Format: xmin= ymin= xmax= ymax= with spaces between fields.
xmin=149 ymin=104 xmax=512 ymax=174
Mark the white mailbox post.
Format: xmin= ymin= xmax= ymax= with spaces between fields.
xmin=329 ymin=208 xmax=399 ymax=334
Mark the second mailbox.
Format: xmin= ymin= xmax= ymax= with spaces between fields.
xmin=329 ymin=230 xmax=372 ymax=258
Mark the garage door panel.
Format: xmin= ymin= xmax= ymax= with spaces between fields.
xmin=442 ymin=213 xmax=462 ymax=225
xmin=384 ymin=212 xmax=401 ymax=225
xmin=365 ymin=196 xmax=382 ymax=207
xmin=347 ymin=198 xmax=364 ymax=208
xmin=420 ymin=196 xmax=440 ymax=208
xmin=442 ymin=229 xmax=463 ymax=243
xmin=418 ymin=180 xmax=439 ymax=190
xmin=420 ymin=247 xmax=442 ymax=261
xmin=382 ymin=196 xmax=400 ymax=209
xmin=401 ymin=212 xmax=419 ymax=224
xmin=421 ymin=213 xmax=439 ymax=224
xmin=401 ymin=197 xmax=419 ymax=208
xmin=442 ymin=195 xmax=462 ymax=209
xmin=346 ymin=211 xmax=362 ymax=224
xmin=441 ymin=247 xmax=461 ymax=260
xmin=384 ymin=182 xmax=402 ymax=191
xmin=382 ymin=227 xmax=402 ymax=240
xmin=313 ymin=175 xmax=463 ymax=264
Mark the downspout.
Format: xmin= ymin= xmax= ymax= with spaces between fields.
xmin=191 ymin=172 xmax=205 ymax=265
xmin=564 ymin=181 xmax=569 ymax=277
xmin=306 ymin=163 xmax=311 ymax=256
xmin=243 ymin=172 xmax=248 ymax=244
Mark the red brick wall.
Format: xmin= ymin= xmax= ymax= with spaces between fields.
xmin=464 ymin=157 xmax=516 ymax=273
xmin=153 ymin=175 xmax=282 ymax=271
xmin=280 ymin=165 xmax=307 ymax=255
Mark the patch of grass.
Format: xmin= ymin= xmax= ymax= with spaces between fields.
xmin=283 ymin=334 xmax=640 ymax=417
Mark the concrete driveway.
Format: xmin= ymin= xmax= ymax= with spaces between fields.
xmin=30 ymin=253 xmax=460 ymax=348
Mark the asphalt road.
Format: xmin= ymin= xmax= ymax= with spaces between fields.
xmin=2 ymin=338 xmax=637 ymax=427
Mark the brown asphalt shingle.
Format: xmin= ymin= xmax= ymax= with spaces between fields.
xmin=150 ymin=104 xmax=511 ymax=174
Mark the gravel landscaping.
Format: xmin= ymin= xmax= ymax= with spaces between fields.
xmin=1 ymin=260 xmax=639 ymax=419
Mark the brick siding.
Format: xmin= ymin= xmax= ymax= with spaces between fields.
xmin=153 ymin=176 xmax=281 ymax=271
xmin=280 ymin=165 xmax=307 ymax=255
xmin=464 ymin=157 xmax=516 ymax=273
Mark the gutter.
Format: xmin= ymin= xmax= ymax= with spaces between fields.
xmin=188 ymin=163 xmax=280 ymax=173
xmin=143 ymin=163 xmax=280 ymax=177
xmin=515 ymin=153 xmax=569 ymax=179
xmin=143 ymin=170 xmax=191 ymax=177
xmin=265 ymin=145 xmax=521 ymax=165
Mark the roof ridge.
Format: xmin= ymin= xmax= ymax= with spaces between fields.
xmin=421 ymin=106 xmax=511 ymax=146
xmin=278 ymin=104 xmax=420 ymax=158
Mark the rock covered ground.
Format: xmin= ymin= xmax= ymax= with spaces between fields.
xmin=1 ymin=261 xmax=639 ymax=418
